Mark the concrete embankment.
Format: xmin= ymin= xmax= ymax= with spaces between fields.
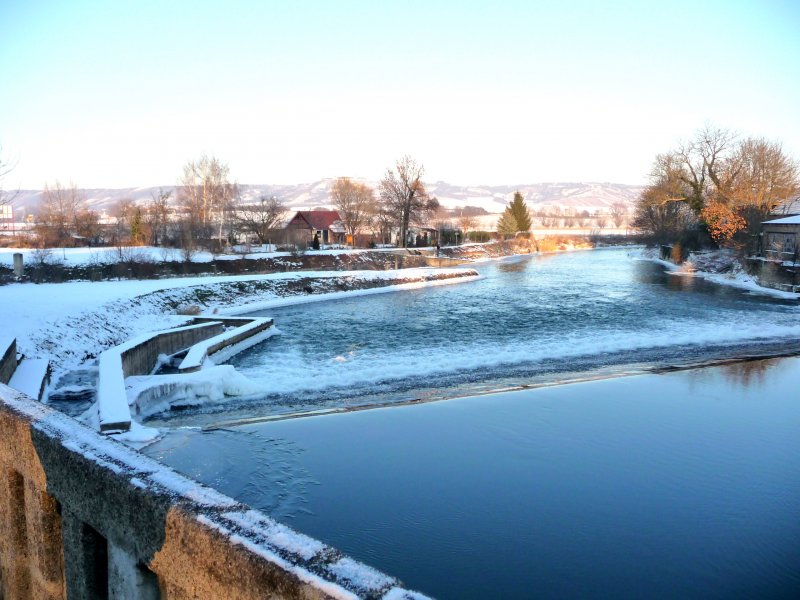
xmin=0 ymin=383 xmax=428 ymax=599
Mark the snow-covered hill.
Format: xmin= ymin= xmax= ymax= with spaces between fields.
xmin=7 ymin=180 xmax=643 ymax=219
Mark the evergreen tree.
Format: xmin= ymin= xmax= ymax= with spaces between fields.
xmin=312 ymin=232 xmax=320 ymax=250
xmin=496 ymin=209 xmax=518 ymax=238
xmin=509 ymin=191 xmax=532 ymax=232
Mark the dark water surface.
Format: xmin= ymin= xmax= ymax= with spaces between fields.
xmin=143 ymin=250 xmax=800 ymax=597
xmin=147 ymin=357 xmax=800 ymax=598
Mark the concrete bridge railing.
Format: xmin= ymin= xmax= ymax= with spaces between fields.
xmin=0 ymin=384 xmax=427 ymax=599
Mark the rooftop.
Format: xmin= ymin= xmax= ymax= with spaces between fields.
xmin=763 ymin=215 xmax=800 ymax=225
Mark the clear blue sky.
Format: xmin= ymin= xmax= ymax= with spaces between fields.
xmin=1 ymin=0 xmax=799 ymax=188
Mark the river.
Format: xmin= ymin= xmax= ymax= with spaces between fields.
xmin=143 ymin=249 xmax=800 ymax=598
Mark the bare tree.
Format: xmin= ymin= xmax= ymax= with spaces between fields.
xmin=370 ymin=200 xmax=396 ymax=246
xmin=661 ymin=125 xmax=736 ymax=214
xmin=330 ymin=177 xmax=375 ymax=243
xmin=379 ymin=156 xmax=439 ymax=247
xmin=632 ymin=184 xmax=697 ymax=244
xmin=145 ymin=188 xmax=172 ymax=246
xmin=726 ymin=138 xmax=799 ymax=214
xmin=234 ymin=195 xmax=287 ymax=244
xmin=456 ymin=211 xmax=478 ymax=243
xmin=112 ymin=198 xmax=138 ymax=246
xmin=74 ymin=208 xmax=101 ymax=242
xmin=35 ymin=181 xmax=86 ymax=247
xmin=178 ymin=155 xmax=237 ymax=248
xmin=0 ymin=145 xmax=17 ymax=207
xmin=610 ymin=203 xmax=628 ymax=229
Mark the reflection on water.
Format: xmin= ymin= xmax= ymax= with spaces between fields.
xmin=146 ymin=356 xmax=800 ymax=599
xmin=496 ymin=256 xmax=532 ymax=273
xmin=719 ymin=357 xmax=784 ymax=388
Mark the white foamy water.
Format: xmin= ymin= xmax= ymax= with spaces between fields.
xmin=227 ymin=250 xmax=799 ymax=405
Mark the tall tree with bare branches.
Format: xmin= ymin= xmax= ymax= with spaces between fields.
xmin=35 ymin=181 xmax=86 ymax=247
xmin=379 ymin=156 xmax=438 ymax=247
xmin=145 ymin=188 xmax=172 ymax=246
xmin=725 ymin=138 xmax=799 ymax=214
xmin=330 ymin=177 xmax=375 ymax=243
xmin=234 ymin=195 xmax=287 ymax=244
xmin=178 ymin=155 xmax=237 ymax=246
xmin=610 ymin=202 xmax=628 ymax=228
xmin=0 ymin=145 xmax=16 ymax=207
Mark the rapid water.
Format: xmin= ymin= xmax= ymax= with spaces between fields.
xmin=149 ymin=249 xmax=800 ymax=425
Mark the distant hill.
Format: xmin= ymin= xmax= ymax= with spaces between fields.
xmin=6 ymin=180 xmax=643 ymax=219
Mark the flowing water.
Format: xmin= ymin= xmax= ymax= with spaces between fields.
xmin=144 ymin=249 xmax=800 ymax=598
xmin=147 ymin=249 xmax=800 ymax=426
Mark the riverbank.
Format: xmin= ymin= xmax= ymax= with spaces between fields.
xmin=0 ymin=235 xmax=637 ymax=284
xmin=636 ymin=247 xmax=800 ymax=300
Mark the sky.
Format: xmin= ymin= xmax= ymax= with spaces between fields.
xmin=1 ymin=0 xmax=799 ymax=189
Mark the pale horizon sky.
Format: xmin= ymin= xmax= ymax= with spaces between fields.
xmin=1 ymin=0 xmax=799 ymax=190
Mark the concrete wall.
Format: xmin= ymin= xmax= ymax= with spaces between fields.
xmin=119 ymin=322 xmax=224 ymax=378
xmin=0 ymin=384 xmax=424 ymax=599
xmin=745 ymin=257 xmax=800 ymax=293
xmin=98 ymin=322 xmax=226 ymax=432
xmin=0 ymin=338 xmax=16 ymax=385
xmin=179 ymin=317 xmax=274 ymax=372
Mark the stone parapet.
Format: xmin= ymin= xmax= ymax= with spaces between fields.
xmin=0 ymin=384 xmax=427 ymax=599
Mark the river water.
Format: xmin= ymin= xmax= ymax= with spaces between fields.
xmin=144 ymin=249 xmax=800 ymax=598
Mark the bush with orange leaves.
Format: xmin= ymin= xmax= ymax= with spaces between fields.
xmin=700 ymin=201 xmax=746 ymax=245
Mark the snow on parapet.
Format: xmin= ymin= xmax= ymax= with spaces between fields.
xmin=0 ymin=386 xmax=431 ymax=599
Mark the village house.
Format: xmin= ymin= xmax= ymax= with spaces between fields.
xmin=761 ymin=214 xmax=800 ymax=263
xmin=286 ymin=210 xmax=346 ymax=246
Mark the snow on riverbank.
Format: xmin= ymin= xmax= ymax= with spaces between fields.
xmin=0 ymin=268 xmax=480 ymax=381
xmin=634 ymin=247 xmax=800 ymax=300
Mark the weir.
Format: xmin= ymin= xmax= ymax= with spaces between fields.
xmin=96 ymin=316 xmax=274 ymax=433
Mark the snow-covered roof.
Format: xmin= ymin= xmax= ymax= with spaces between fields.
xmin=763 ymin=215 xmax=800 ymax=225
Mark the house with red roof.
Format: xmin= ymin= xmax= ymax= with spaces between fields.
xmin=286 ymin=210 xmax=346 ymax=246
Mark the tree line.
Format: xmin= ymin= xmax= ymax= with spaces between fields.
xmin=631 ymin=125 xmax=800 ymax=253
xmin=7 ymin=147 xmax=635 ymax=255
xmin=22 ymin=154 xmax=449 ymax=252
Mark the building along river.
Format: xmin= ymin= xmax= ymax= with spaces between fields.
xmin=144 ymin=248 xmax=800 ymax=598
